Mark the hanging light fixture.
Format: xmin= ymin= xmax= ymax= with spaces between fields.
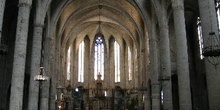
xmin=202 ymin=0 xmax=220 ymax=66
xmin=34 ymin=67 xmax=49 ymax=81
xmin=202 ymin=32 xmax=220 ymax=57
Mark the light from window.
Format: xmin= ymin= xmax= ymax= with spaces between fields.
xmin=216 ymin=1 xmax=220 ymax=30
xmin=78 ymin=41 xmax=84 ymax=82
xmin=161 ymin=90 xmax=164 ymax=105
xmin=94 ymin=36 xmax=105 ymax=80
xmin=114 ymin=41 xmax=120 ymax=82
xmin=104 ymin=91 xmax=107 ymax=97
xmin=128 ymin=47 xmax=132 ymax=81
xmin=197 ymin=17 xmax=204 ymax=59
xmin=67 ymin=46 xmax=71 ymax=80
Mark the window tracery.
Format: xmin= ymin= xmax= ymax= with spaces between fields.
xmin=94 ymin=35 xmax=105 ymax=80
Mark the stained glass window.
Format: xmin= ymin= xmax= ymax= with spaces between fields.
xmin=216 ymin=1 xmax=220 ymax=30
xmin=114 ymin=41 xmax=120 ymax=82
xmin=67 ymin=46 xmax=71 ymax=80
xmin=78 ymin=41 xmax=84 ymax=82
xmin=128 ymin=47 xmax=132 ymax=81
xmin=94 ymin=35 xmax=105 ymax=80
xmin=197 ymin=17 xmax=204 ymax=59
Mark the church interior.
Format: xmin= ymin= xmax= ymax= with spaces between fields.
xmin=0 ymin=0 xmax=220 ymax=110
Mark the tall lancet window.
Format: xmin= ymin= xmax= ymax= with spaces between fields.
xmin=114 ymin=41 xmax=120 ymax=82
xmin=197 ymin=17 xmax=204 ymax=59
xmin=128 ymin=47 xmax=132 ymax=81
xmin=215 ymin=1 xmax=220 ymax=30
xmin=78 ymin=41 xmax=85 ymax=82
xmin=67 ymin=46 xmax=71 ymax=80
xmin=94 ymin=35 xmax=105 ymax=80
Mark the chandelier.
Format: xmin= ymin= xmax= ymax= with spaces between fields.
xmin=202 ymin=32 xmax=220 ymax=57
xmin=34 ymin=67 xmax=49 ymax=81
xmin=202 ymin=0 xmax=220 ymax=66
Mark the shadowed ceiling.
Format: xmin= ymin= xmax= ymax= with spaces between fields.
xmin=50 ymin=0 xmax=147 ymax=50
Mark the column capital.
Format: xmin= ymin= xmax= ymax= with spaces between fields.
xmin=172 ymin=0 xmax=184 ymax=10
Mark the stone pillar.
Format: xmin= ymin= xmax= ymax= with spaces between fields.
xmin=0 ymin=0 xmax=6 ymax=106
xmin=28 ymin=24 xmax=44 ymax=110
xmin=109 ymin=38 xmax=115 ymax=88
xmin=0 ymin=0 xmax=5 ymax=43
xmin=150 ymin=12 xmax=160 ymax=110
xmin=120 ymin=40 xmax=125 ymax=88
xmin=62 ymin=47 xmax=67 ymax=85
xmin=134 ymin=48 xmax=139 ymax=88
xmin=40 ymin=33 xmax=53 ymax=110
xmin=159 ymin=8 xmax=173 ymax=110
xmin=73 ymin=43 xmax=78 ymax=88
xmin=84 ymin=36 xmax=90 ymax=88
xmin=198 ymin=0 xmax=220 ymax=109
xmin=104 ymin=40 xmax=110 ymax=88
xmin=172 ymin=0 xmax=192 ymax=109
xmin=0 ymin=0 xmax=8 ymax=54
xmin=125 ymin=44 xmax=129 ymax=89
xmin=40 ymin=80 xmax=50 ymax=110
xmin=50 ymin=38 xmax=57 ymax=110
xmin=9 ymin=1 xmax=32 ymax=110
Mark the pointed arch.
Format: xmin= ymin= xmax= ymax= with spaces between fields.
xmin=114 ymin=40 xmax=120 ymax=82
xmin=94 ymin=33 xmax=105 ymax=80
xmin=78 ymin=40 xmax=85 ymax=82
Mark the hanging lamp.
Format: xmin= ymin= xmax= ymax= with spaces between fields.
xmin=34 ymin=67 xmax=49 ymax=81
xmin=202 ymin=0 xmax=220 ymax=66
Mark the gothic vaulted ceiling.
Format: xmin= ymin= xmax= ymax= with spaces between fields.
xmin=49 ymin=0 xmax=147 ymax=50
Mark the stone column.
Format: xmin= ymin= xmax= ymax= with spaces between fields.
xmin=0 ymin=0 xmax=8 ymax=54
xmin=172 ymin=0 xmax=192 ymax=109
xmin=45 ymin=35 xmax=56 ymax=110
xmin=40 ymin=32 xmax=53 ymax=110
xmin=134 ymin=48 xmax=139 ymax=88
xmin=73 ymin=43 xmax=78 ymax=88
xmin=9 ymin=1 xmax=32 ymax=110
xmin=0 ymin=1 xmax=6 ymax=107
xmin=125 ymin=44 xmax=129 ymax=89
xmin=104 ymin=40 xmax=110 ymax=88
xmin=109 ymin=38 xmax=115 ymax=88
xmin=198 ymin=0 xmax=220 ymax=109
xmin=150 ymin=12 xmax=160 ymax=110
xmin=28 ymin=24 xmax=44 ymax=110
xmin=0 ymin=0 xmax=5 ymax=42
xmin=159 ymin=7 xmax=173 ymax=110
xmin=120 ymin=40 xmax=125 ymax=88
xmin=40 ymin=80 xmax=50 ymax=110
xmin=84 ymin=37 xmax=90 ymax=88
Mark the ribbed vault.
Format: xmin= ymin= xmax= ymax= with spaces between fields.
xmin=50 ymin=0 xmax=148 ymax=51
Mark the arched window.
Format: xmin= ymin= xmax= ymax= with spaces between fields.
xmin=215 ymin=1 xmax=220 ymax=30
xmin=67 ymin=46 xmax=71 ymax=80
xmin=94 ymin=35 xmax=105 ymax=80
xmin=128 ymin=47 xmax=132 ymax=81
xmin=114 ymin=41 xmax=120 ymax=82
xmin=78 ymin=41 xmax=85 ymax=82
xmin=197 ymin=17 xmax=204 ymax=59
